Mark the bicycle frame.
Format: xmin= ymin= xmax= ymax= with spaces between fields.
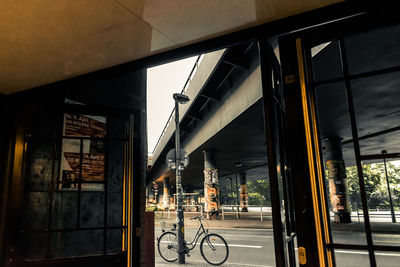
xmin=185 ymin=220 xmax=208 ymax=251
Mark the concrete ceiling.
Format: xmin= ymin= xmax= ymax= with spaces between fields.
xmin=0 ymin=0 xmax=341 ymax=94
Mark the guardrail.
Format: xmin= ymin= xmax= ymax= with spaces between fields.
xmin=221 ymin=205 xmax=271 ymax=221
xmin=352 ymin=204 xmax=400 ymax=223
xmin=152 ymin=204 xmax=272 ymax=222
xmin=155 ymin=204 xmax=204 ymax=219
xmin=151 ymin=54 xmax=203 ymax=155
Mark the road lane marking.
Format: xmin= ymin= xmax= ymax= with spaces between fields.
xmin=218 ymin=234 xmax=273 ymax=238
xmin=158 ymin=240 xmax=262 ymax=249
xmin=228 ymin=244 xmax=263 ymax=248
xmin=156 ymin=257 xmax=273 ymax=267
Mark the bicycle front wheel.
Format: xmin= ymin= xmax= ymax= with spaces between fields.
xmin=200 ymin=233 xmax=229 ymax=266
xmin=157 ymin=231 xmax=178 ymax=262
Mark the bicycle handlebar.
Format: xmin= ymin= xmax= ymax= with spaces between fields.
xmin=190 ymin=215 xmax=204 ymax=220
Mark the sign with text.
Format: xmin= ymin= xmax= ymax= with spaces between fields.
xmin=60 ymin=113 xmax=106 ymax=190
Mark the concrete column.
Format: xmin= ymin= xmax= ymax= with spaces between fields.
xmin=145 ymin=187 xmax=149 ymax=205
xmin=203 ymin=151 xmax=219 ymax=219
xmin=324 ymin=137 xmax=351 ymax=223
xmin=152 ymin=181 xmax=159 ymax=205
xmin=239 ymin=173 xmax=249 ymax=212
xmin=148 ymin=185 xmax=155 ymax=204
xmin=162 ymin=177 xmax=170 ymax=210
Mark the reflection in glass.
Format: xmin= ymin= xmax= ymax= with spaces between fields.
xmin=376 ymin=251 xmax=400 ymax=266
xmin=351 ymin=71 xmax=400 ymax=155
xmin=60 ymin=113 xmax=107 ymax=191
xmin=335 ymin=250 xmax=370 ymax=267
xmin=311 ymin=41 xmax=343 ymax=83
xmin=315 ymin=83 xmax=366 ymax=244
xmin=345 ymin=24 xmax=400 ymax=75
xmin=361 ymin=160 xmax=400 ymax=247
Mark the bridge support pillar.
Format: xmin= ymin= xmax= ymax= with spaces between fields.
xmin=148 ymin=185 xmax=155 ymax=205
xmin=203 ymin=151 xmax=220 ymax=219
xmin=162 ymin=177 xmax=170 ymax=210
xmin=324 ymin=137 xmax=351 ymax=223
xmin=239 ymin=173 xmax=248 ymax=212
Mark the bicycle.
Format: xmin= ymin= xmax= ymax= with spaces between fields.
xmin=157 ymin=215 xmax=229 ymax=266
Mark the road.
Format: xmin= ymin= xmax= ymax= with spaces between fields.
xmin=155 ymin=227 xmax=400 ymax=266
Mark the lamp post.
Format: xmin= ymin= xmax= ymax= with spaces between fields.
xmin=235 ymin=162 xmax=242 ymax=215
xmin=382 ymin=150 xmax=396 ymax=223
xmin=173 ymin=93 xmax=190 ymax=264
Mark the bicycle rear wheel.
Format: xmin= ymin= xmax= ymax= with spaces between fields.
xmin=157 ymin=231 xmax=178 ymax=262
xmin=200 ymin=233 xmax=229 ymax=266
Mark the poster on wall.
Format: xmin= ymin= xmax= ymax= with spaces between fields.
xmin=59 ymin=113 xmax=106 ymax=191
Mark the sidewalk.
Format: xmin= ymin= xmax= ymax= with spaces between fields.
xmin=155 ymin=214 xmax=272 ymax=230
xmin=155 ymin=212 xmax=400 ymax=233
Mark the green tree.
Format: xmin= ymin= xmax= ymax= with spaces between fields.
xmin=247 ymin=179 xmax=271 ymax=206
xmin=345 ymin=161 xmax=400 ymax=209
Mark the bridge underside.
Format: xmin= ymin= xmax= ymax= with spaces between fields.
xmin=157 ymin=99 xmax=268 ymax=190
xmin=150 ymin=27 xmax=400 ymax=190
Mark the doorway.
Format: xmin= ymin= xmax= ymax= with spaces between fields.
xmin=278 ymin=17 xmax=400 ymax=266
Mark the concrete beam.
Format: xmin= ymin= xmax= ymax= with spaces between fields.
xmin=152 ymin=48 xmax=226 ymax=163
xmin=182 ymin=57 xmax=262 ymax=155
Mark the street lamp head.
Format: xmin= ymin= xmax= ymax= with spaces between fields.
xmin=235 ymin=162 xmax=242 ymax=167
xmin=173 ymin=93 xmax=190 ymax=104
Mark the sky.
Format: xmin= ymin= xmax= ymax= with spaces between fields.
xmin=147 ymin=56 xmax=199 ymax=154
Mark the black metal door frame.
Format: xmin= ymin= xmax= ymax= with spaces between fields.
xmin=2 ymin=103 xmax=137 ymax=267
xmin=259 ymin=38 xmax=297 ymax=267
xmin=278 ymin=13 xmax=400 ymax=267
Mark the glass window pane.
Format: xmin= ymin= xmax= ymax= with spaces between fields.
xmin=311 ymin=40 xmax=344 ymax=82
xmin=107 ymin=141 xmax=124 ymax=193
xmin=51 ymin=191 xmax=78 ymax=229
xmin=17 ymin=232 xmax=47 ymax=260
xmin=107 ymin=229 xmax=122 ymax=254
xmin=351 ymin=67 xmax=400 ymax=247
xmin=351 ymin=71 xmax=400 ymax=155
xmin=20 ymin=192 xmax=49 ymax=230
xmin=315 ymin=82 xmax=367 ymax=244
xmin=61 ymin=113 xmax=107 ymax=191
xmin=376 ymin=251 xmax=400 ymax=266
xmin=81 ymin=138 xmax=105 ymax=185
xmin=361 ymin=160 xmax=400 ymax=247
xmin=60 ymin=138 xmax=105 ymax=190
xmin=334 ymin=249 xmax=370 ymax=267
xmin=108 ymin=192 xmax=122 ymax=227
xmin=80 ymin=192 xmax=104 ymax=228
xmin=50 ymin=230 xmax=103 ymax=258
xmin=345 ymin=24 xmax=400 ymax=75
xmin=64 ymin=114 xmax=106 ymax=138
xmin=107 ymin=117 xmax=126 ymax=139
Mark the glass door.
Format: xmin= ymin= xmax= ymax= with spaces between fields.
xmin=259 ymin=38 xmax=297 ymax=267
xmin=7 ymin=103 xmax=135 ymax=266
xmin=280 ymin=17 xmax=400 ymax=267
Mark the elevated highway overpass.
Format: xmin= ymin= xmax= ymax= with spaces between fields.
xmin=147 ymin=30 xmax=400 ymax=218
xmin=147 ymin=41 xmax=268 ymax=191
